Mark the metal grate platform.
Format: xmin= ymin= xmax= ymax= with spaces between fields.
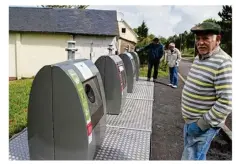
xmin=9 ymin=77 xmax=154 ymax=160
xmin=9 ymin=129 xmax=29 ymax=160
xmin=107 ymin=99 xmax=152 ymax=131
xmin=126 ymin=85 xmax=154 ymax=100
xmin=94 ymin=127 xmax=151 ymax=160
xmin=135 ymin=79 xmax=154 ymax=86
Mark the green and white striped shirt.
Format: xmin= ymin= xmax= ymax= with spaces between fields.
xmin=181 ymin=46 xmax=232 ymax=130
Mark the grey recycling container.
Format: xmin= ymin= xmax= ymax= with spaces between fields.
xmin=95 ymin=55 xmax=127 ymax=115
xmin=119 ymin=52 xmax=136 ymax=93
xmin=129 ymin=51 xmax=140 ymax=81
xmin=27 ymin=59 xmax=106 ymax=160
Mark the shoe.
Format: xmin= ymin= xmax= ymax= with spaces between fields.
xmin=172 ymin=85 xmax=177 ymax=88
xmin=153 ymin=79 xmax=158 ymax=83
xmin=168 ymin=83 xmax=173 ymax=87
xmin=147 ymin=78 xmax=150 ymax=81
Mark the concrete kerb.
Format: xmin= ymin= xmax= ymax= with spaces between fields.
xmin=181 ymin=57 xmax=194 ymax=62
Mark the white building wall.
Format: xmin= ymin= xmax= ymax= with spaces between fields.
xmin=74 ymin=35 xmax=118 ymax=62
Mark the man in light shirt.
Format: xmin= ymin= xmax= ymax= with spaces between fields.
xmin=166 ymin=43 xmax=181 ymax=88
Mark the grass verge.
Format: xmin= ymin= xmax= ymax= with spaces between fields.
xmin=139 ymin=65 xmax=168 ymax=78
xmin=9 ymin=79 xmax=33 ymax=138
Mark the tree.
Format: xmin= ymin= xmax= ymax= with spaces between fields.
xmin=218 ymin=5 xmax=232 ymax=21
xmin=181 ymin=31 xmax=189 ymax=50
xmin=133 ymin=28 xmax=138 ymax=34
xmin=165 ymin=6 xmax=233 ymax=57
xmin=185 ymin=32 xmax=195 ymax=50
xmin=167 ymin=34 xmax=181 ymax=50
xmin=203 ymin=18 xmax=217 ymax=23
xmin=148 ymin=34 xmax=156 ymax=41
xmin=136 ymin=21 xmax=149 ymax=41
xmin=158 ymin=36 xmax=167 ymax=45
xmin=134 ymin=21 xmax=169 ymax=66
xmin=41 ymin=5 xmax=89 ymax=9
xmin=218 ymin=5 xmax=232 ymax=56
xmin=135 ymin=34 xmax=156 ymax=65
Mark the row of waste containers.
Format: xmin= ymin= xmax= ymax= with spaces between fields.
xmin=27 ymin=42 xmax=140 ymax=160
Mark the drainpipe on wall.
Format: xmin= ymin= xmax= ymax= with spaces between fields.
xmin=124 ymin=47 xmax=128 ymax=53
xmin=108 ymin=44 xmax=113 ymax=55
xmin=15 ymin=33 xmax=21 ymax=80
xmin=65 ymin=41 xmax=78 ymax=60
xmin=90 ymin=42 xmax=93 ymax=60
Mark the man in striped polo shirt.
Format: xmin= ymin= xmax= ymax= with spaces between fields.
xmin=181 ymin=22 xmax=232 ymax=160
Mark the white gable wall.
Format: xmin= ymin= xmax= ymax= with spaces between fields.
xmin=9 ymin=32 xmax=73 ymax=79
xmin=118 ymin=21 xmax=138 ymax=44
xmin=74 ymin=35 xmax=118 ymax=62
xmin=9 ymin=32 xmax=118 ymax=80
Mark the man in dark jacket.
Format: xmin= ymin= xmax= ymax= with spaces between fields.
xmin=137 ymin=38 xmax=164 ymax=82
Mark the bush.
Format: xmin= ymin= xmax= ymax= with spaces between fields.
xmin=159 ymin=59 xmax=169 ymax=72
xmin=182 ymin=48 xmax=195 ymax=57
xmin=137 ymin=51 xmax=148 ymax=65
xmin=188 ymin=48 xmax=195 ymax=55
xmin=139 ymin=64 xmax=168 ymax=78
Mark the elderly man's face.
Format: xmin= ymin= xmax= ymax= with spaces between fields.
xmin=169 ymin=46 xmax=174 ymax=51
xmin=195 ymin=33 xmax=221 ymax=55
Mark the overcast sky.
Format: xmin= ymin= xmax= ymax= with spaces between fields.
xmin=88 ymin=5 xmax=223 ymax=38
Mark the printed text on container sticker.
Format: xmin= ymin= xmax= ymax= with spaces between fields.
xmin=74 ymin=62 xmax=93 ymax=80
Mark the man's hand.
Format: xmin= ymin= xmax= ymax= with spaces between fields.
xmin=187 ymin=122 xmax=206 ymax=136
xmin=176 ymin=61 xmax=179 ymax=66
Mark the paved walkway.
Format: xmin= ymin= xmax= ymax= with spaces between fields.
xmin=150 ymin=77 xmax=185 ymax=160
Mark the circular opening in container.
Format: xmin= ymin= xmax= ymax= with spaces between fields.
xmin=85 ymin=84 xmax=95 ymax=103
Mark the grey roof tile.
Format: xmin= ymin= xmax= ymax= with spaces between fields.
xmin=9 ymin=7 xmax=119 ymax=36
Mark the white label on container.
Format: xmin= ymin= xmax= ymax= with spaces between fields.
xmin=126 ymin=53 xmax=133 ymax=59
xmin=88 ymin=133 xmax=92 ymax=144
xmin=74 ymin=62 xmax=93 ymax=80
xmin=119 ymin=66 xmax=124 ymax=72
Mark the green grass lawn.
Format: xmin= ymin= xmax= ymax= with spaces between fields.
xmin=9 ymin=66 xmax=168 ymax=138
xmin=9 ymin=79 xmax=33 ymax=138
xmin=181 ymin=49 xmax=195 ymax=62
xmin=139 ymin=65 xmax=168 ymax=78
xmin=181 ymin=48 xmax=195 ymax=57
xmin=182 ymin=54 xmax=194 ymax=57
